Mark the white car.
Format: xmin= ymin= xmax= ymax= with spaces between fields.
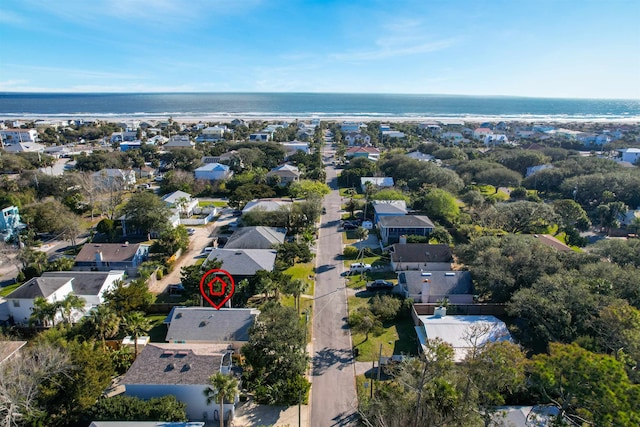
xmin=186 ymin=228 xmax=196 ymax=235
xmin=349 ymin=262 xmax=372 ymax=273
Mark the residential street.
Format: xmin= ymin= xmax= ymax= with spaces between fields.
xmin=310 ymin=144 xmax=359 ymax=426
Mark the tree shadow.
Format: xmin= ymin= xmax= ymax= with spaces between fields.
xmin=312 ymin=346 xmax=355 ymax=376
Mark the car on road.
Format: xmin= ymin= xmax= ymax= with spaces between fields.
xmin=349 ymin=262 xmax=372 ymax=273
xmin=186 ymin=228 xmax=196 ymax=235
xmin=366 ymin=279 xmax=394 ymax=291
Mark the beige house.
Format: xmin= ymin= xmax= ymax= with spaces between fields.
xmin=267 ymin=164 xmax=300 ymax=184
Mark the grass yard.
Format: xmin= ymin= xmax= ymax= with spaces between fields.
xmin=342 ymin=231 xmax=359 ymax=244
xmin=284 ymin=262 xmax=315 ymax=296
xmin=340 ymin=188 xmax=364 ymax=199
xmin=348 ymin=295 xmax=418 ymax=362
xmin=0 ymin=282 xmax=21 ymax=297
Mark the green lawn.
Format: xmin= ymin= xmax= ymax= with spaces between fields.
xmin=342 ymin=231 xmax=359 ymax=244
xmin=284 ymin=262 xmax=315 ymax=296
xmin=339 ymin=188 xmax=364 ymax=199
xmin=199 ymin=200 xmax=228 ymax=208
xmin=0 ymin=282 xmax=21 ymax=297
xmin=348 ymin=295 xmax=418 ymax=362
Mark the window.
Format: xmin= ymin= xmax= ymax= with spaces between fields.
xmin=12 ymin=300 xmax=20 ymax=307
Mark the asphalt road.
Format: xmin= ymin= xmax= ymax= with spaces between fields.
xmin=310 ymin=144 xmax=359 ymax=426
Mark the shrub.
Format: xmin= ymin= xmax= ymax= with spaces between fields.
xmin=343 ymin=246 xmax=359 ymax=259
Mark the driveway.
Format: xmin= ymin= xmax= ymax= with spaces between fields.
xmin=148 ymin=211 xmax=238 ymax=294
xmin=309 ymin=143 xmax=359 ymax=426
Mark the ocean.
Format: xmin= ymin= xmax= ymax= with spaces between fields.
xmin=0 ymin=92 xmax=639 ymax=122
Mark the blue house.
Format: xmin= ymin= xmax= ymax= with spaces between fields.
xmin=0 ymin=206 xmax=25 ymax=241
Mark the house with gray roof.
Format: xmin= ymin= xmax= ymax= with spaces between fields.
xmin=6 ymin=270 xmax=125 ymax=325
xmin=204 ymin=249 xmax=276 ymax=280
xmin=194 ymin=163 xmax=232 ymax=181
xmin=390 ymin=243 xmax=453 ymax=271
xmin=224 ymin=226 xmax=286 ymax=250
xmin=164 ymin=135 xmax=194 ymax=150
xmin=267 ymin=164 xmax=300 ymax=185
xmin=378 ymin=215 xmax=435 ymax=245
xmin=397 ymin=270 xmax=473 ymax=304
xmin=372 ymin=200 xmax=407 ymax=224
xmin=123 ymin=343 xmax=238 ymax=421
xmin=165 ymin=307 xmax=260 ymax=350
xmin=5 ymin=277 xmax=74 ymax=325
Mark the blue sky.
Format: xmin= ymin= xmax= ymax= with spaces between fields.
xmin=0 ymin=0 xmax=638 ymax=99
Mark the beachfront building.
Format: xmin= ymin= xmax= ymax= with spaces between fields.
xmin=0 ymin=128 xmax=38 ymax=144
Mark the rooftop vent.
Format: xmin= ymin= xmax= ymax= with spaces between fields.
xmin=421 ymin=273 xmax=432 ymax=276
xmin=176 ymin=351 xmax=189 ymax=357
xmin=161 ymin=351 xmax=174 ymax=357
xmin=175 ymin=313 xmax=182 ymax=319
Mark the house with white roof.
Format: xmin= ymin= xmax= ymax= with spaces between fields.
xmin=242 ymin=199 xmax=293 ymax=215
xmin=0 ymin=128 xmax=38 ymax=144
xmin=617 ymin=148 xmax=640 ymax=165
xmin=194 ymin=163 xmax=232 ymax=181
xmin=415 ymin=311 xmax=512 ymax=362
xmin=406 ymin=151 xmax=435 ymax=162
xmin=2 ymin=141 xmax=46 ymax=153
xmin=162 ymin=190 xmax=199 ymax=217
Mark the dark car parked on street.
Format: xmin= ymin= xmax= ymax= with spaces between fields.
xmin=366 ymin=279 xmax=394 ymax=291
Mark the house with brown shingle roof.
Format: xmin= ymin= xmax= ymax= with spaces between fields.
xmin=123 ymin=343 xmax=239 ymax=421
xmin=389 ymin=243 xmax=453 ymax=271
xmin=73 ymin=243 xmax=149 ymax=276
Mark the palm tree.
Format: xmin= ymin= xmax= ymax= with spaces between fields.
xmin=284 ymin=279 xmax=308 ymax=315
xmin=29 ymin=297 xmax=58 ymax=327
xmin=57 ymin=293 xmax=86 ymax=324
xmin=203 ymin=372 xmax=239 ymax=427
xmin=123 ymin=311 xmax=151 ymax=355
xmin=88 ymin=305 xmax=121 ymax=349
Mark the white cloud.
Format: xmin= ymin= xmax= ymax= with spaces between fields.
xmin=330 ymin=37 xmax=458 ymax=61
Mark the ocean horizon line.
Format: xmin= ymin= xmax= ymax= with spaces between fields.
xmin=1 ymin=91 xmax=639 ymax=102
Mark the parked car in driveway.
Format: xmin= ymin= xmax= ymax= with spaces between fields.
xmin=366 ymin=279 xmax=394 ymax=291
xmin=343 ymin=222 xmax=358 ymax=230
xmin=186 ymin=228 xmax=196 ymax=235
xmin=349 ymin=262 xmax=372 ymax=273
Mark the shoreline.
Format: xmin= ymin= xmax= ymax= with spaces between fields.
xmin=2 ymin=113 xmax=640 ymax=124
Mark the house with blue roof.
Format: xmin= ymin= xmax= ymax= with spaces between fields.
xmin=194 ymin=163 xmax=232 ymax=181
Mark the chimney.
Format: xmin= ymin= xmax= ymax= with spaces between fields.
xmin=399 ymin=235 xmax=407 ymax=245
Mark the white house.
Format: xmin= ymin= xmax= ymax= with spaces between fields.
xmin=200 ymin=126 xmax=227 ymax=141
xmin=92 ymin=169 xmax=137 ymax=189
xmin=162 ymin=190 xmax=199 ymax=217
xmin=618 ymin=148 xmax=640 ymax=165
xmin=5 ymin=270 xmax=124 ymax=325
xmin=344 ymin=132 xmax=371 ymax=146
xmin=2 ymin=141 xmax=46 ymax=153
xmin=123 ymin=343 xmax=239 ymax=421
xmin=0 ymin=128 xmax=39 ymax=144
xmin=415 ymin=312 xmax=512 ymax=362
xmin=484 ymin=134 xmax=509 ymax=146
xmin=194 ymin=163 xmax=232 ymax=181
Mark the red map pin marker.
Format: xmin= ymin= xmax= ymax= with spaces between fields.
xmin=199 ymin=269 xmax=235 ymax=310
